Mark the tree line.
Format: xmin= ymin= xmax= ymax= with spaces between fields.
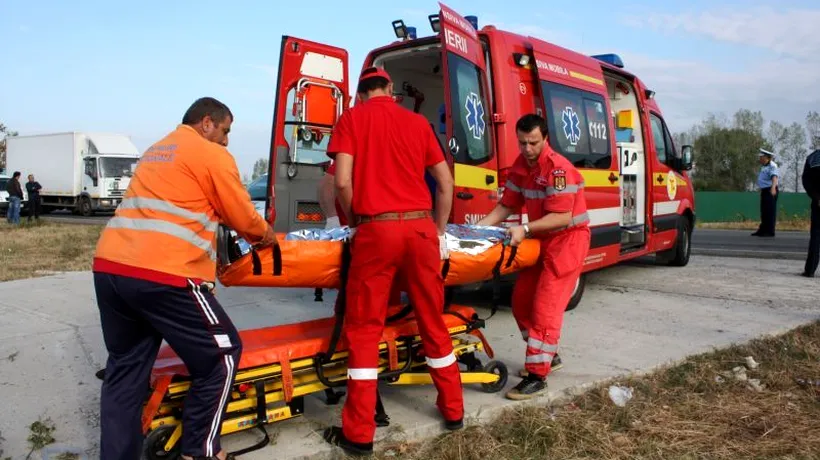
xmin=674 ymin=110 xmax=820 ymax=192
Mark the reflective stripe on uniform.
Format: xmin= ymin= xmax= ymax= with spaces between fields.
xmin=504 ymin=180 xmax=521 ymax=193
xmin=106 ymin=217 xmax=217 ymax=261
xmin=347 ymin=368 xmax=378 ymax=380
xmin=525 ymin=353 xmax=553 ymax=364
xmin=570 ymin=212 xmax=590 ymax=227
xmin=425 ymin=352 xmax=457 ymax=369
xmin=523 ymin=189 xmax=546 ymax=199
xmin=545 ymin=183 xmax=584 ymax=196
xmin=118 ymin=197 xmax=218 ymax=232
xmin=527 ymin=337 xmax=559 ymax=353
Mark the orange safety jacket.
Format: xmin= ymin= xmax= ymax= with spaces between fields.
xmin=92 ymin=124 xmax=269 ymax=287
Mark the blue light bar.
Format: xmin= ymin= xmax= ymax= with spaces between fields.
xmin=591 ymin=53 xmax=624 ymax=68
xmin=465 ymin=15 xmax=478 ymax=29
xmin=407 ymin=26 xmax=417 ymax=39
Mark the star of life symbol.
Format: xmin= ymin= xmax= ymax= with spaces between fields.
xmin=562 ymin=106 xmax=581 ymax=146
xmin=465 ymin=92 xmax=486 ymax=140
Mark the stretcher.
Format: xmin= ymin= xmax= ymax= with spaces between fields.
xmin=216 ymin=224 xmax=541 ymax=289
xmin=140 ymin=303 xmax=508 ymax=459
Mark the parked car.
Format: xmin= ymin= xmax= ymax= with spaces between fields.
xmin=0 ymin=174 xmax=28 ymax=217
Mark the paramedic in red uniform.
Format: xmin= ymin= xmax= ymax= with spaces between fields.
xmin=477 ymin=113 xmax=590 ymax=400
xmin=321 ymin=66 xmax=463 ymax=456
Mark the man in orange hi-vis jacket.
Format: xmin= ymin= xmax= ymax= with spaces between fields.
xmin=477 ymin=113 xmax=590 ymax=401
xmin=92 ymin=97 xmax=276 ymax=460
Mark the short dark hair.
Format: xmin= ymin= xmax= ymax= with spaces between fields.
xmin=12 ymin=171 xmax=20 ymax=178
xmin=515 ymin=114 xmax=548 ymax=137
xmin=356 ymin=67 xmax=390 ymax=94
xmin=182 ymin=97 xmax=233 ymax=125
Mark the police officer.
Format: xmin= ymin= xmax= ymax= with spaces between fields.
xmin=477 ymin=113 xmax=590 ymax=400
xmin=801 ymin=148 xmax=820 ymax=277
xmin=753 ymin=148 xmax=779 ymax=237
xmin=321 ymin=67 xmax=463 ymax=456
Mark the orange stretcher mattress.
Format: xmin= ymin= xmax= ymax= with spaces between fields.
xmin=216 ymin=234 xmax=540 ymax=289
xmin=150 ymin=304 xmax=480 ymax=382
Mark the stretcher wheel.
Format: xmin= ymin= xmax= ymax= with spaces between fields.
xmin=143 ymin=425 xmax=181 ymax=460
xmin=480 ymin=360 xmax=508 ymax=393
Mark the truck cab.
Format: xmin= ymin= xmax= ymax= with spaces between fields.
xmin=258 ymin=2 xmax=696 ymax=307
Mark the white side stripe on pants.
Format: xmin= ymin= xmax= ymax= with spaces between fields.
xmin=206 ymin=353 xmax=235 ymax=457
xmin=525 ymin=353 xmax=553 ymax=364
xmin=348 ymin=368 xmax=378 ymax=380
xmin=188 ymin=279 xmax=218 ymax=325
xmin=426 ymin=352 xmax=456 ymax=369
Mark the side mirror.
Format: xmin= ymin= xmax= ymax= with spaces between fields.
xmin=680 ymin=145 xmax=694 ymax=170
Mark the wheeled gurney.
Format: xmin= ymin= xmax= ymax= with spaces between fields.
xmin=141 ymin=225 xmax=533 ymax=458
xmin=140 ymin=303 xmax=508 ymax=459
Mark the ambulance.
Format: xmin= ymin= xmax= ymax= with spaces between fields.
xmin=258 ymin=2 xmax=696 ymax=310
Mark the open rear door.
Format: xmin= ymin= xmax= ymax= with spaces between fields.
xmin=266 ymin=36 xmax=350 ymax=232
xmin=437 ymin=2 xmax=497 ymax=224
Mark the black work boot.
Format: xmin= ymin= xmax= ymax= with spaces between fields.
xmin=505 ymin=374 xmax=549 ymax=400
xmin=322 ymin=426 xmax=373 ymax=456
xmin=444 ymin=418 xmax=464 ymax=431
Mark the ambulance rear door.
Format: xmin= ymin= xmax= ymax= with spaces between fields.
xmin=437 ymin=2 xmax=497 ymax=224
xmin=267 ymin=36 xmax=350 ymax=232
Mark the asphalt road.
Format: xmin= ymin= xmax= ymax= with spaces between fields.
xmin=36 ymin=213 xmax=813 ymax=261
xmin=691 ymin=228 xmax=811 ymax=261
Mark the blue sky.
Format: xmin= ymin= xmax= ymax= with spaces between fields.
xmin=3 ymin=1 xmax=819 ymax=177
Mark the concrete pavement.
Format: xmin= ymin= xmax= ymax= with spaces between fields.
xmin=692 ymin=228 xmax=811 ymax=260
xmin=0 ymin=255 xmax=817 ymax=459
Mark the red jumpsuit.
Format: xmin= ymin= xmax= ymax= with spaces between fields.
xmin=326 ymin=161 xmax=404 ymax=306
xmin=326 ymin=88 xmax=463 ymax=445
xmin=500 ymin=144 xmax=591 ymax=378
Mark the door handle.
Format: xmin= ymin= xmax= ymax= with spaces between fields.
xmin=486 ymin=175 xmax=495 ymax=185
xmin=456 ymin=192 xmax=474 ymax=200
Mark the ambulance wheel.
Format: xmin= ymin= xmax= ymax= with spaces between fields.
xmin=480 ymin=360 xmax=508 ymax=393
xmin=565 ymin=274 xmax=586 ymax=312
xmin=143 ymin=425 xmax=181 ymax=460
xmin=657 ymin=217 xmax=691 ymax=267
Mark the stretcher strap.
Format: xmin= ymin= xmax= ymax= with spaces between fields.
xmin=225 ymin=381 xmax=271 ymax=458
xmin=280 ymin=357 xmax=294 ymax=403
xmin=141 ymin=375 xmax=172 ymax=434
xmin=251 ymin=248 xmax=262 ymax=275
xmin=250 ymin=244 xmax=282 ymax=277
xmin=441 ymin=258 xmax=450 ymax=279
xmin=321 ymin=241 xmax=352 ymax=363
xmin=386 ymin=339 xmax=399 ymax=371
xmin=469 ymin=329 xmax=495 ymax=359
xmin=487 ymin=244 xmax=507 ymax=321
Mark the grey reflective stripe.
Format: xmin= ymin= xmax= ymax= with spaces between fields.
xmin=525 ymin=353 xmax=552 ymax=364
xmin=523 ymin=189 xmax=546 ymax=199
xmin=106 ymin=217 xmax=217 ymax=261
xmin=504 ymin=180 xmax=521 ymax=193
xmin=570 ymin=212 xmax=590 ymax=227
xmin=527 ymin=337 xmax=559 ymax=353
xmin=545 ymin=184 xmax=582 ymax=196
xmin=119 ymin=197 xmax=218 ymax=233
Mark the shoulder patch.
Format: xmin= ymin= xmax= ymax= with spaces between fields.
xmin=553 ymin=174 xmax=567 ymax=191
xmin=552 ymin=168 xmax=566 ymax=176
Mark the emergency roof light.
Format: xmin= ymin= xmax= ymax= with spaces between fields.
xmin=406 ymin=26 xmax=417 ymax=40
xmin=429 ymin=14 xmax=441 ymax=33
xmin=465 ymin=15 xmax=478 ymax=29
xmin=591 ymin=53 xmax=625 ymax=69
xmin=392 ymin=20 xmax=408 ymax=39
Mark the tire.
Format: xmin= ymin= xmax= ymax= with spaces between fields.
xmin=79 ymin=196 xmax=93 ymax=217
xmin=480 ymin=360 xmax=509 ymax=393
xmin=666 ymin=218 xmax=692 ymax=267
xmin=143 ymin=425 xmax=181 ymax=460
xmin=565 ymin=273 xmax=586 ymax=312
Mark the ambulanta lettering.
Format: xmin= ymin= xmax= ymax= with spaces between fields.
xmin=445 ymin=29 xmax=469 ymax=54
xmin=589 ymin=121 xmax=607 ymax=140
xmin=536 ymin=60 xmax=569 ymax=76
xmin=441 ymin=10 xmax=478 ymax=39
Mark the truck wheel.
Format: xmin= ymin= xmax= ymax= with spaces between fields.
xmin=565 ymin=273 xmax=586 ymax=311
xmin=79 ymin=197 xmax=93 ymax=217
xmin=656 ymin=217 xmax=691 ymax=267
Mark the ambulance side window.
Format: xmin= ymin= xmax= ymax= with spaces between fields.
xmin=540 ymin=81 xmax=612 ymax=169
xmin=650 ymin=112 xmax=676 ymax=165
xmin=447 ymin=53 xmax=492 ymax=166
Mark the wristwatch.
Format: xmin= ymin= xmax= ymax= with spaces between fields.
xmin=523 ymin=224 xmax=531 ymax=237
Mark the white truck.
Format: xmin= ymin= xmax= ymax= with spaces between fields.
xmin=5 ymin=132 xmax=141 ymax=216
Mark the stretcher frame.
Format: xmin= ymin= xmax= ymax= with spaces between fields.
xmin=140 ymin=242 xmax=511 ymax=459
xmin=141 ymin=307 xmax=506 ymax=459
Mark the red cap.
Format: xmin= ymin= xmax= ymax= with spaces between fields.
xmin=358 ymin=66 xmax=392 ymax=84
